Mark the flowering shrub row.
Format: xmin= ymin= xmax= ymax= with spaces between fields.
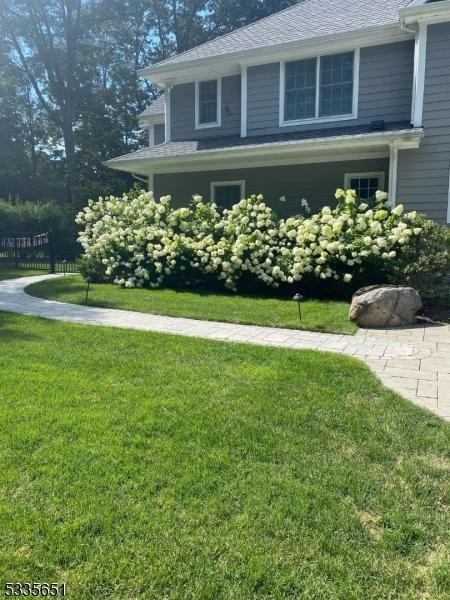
xmin=76 ymin=188 xmax=421 ymax=291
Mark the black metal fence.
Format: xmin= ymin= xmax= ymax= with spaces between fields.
xmin=0 ymin=230 xmax=81 ymax=273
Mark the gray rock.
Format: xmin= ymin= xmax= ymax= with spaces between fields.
xmin=349 ymin=285 xmax=423 ymax=328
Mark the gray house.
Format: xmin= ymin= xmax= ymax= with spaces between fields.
xmin=106 ymin=0 xmax=450 ymax=223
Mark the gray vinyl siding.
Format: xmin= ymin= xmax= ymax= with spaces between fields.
xmin=397 ymin=23 xmax=450 ymax=223
xmin=154 ymin=158 xmax=389 ymax=216
xmin=154 ymin=124 xmax=165 ymax=145
xmin=171 ymin=75 xmax=241 ymax=141
xmin=247 ymin=41 xmax=414 ymax=136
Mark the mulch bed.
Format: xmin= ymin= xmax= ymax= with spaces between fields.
xmin=419 ymin=298 xmax=450 ymax=324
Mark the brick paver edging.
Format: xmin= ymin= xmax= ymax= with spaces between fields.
xmin=1 ymin=274 xmax=449 ymax=421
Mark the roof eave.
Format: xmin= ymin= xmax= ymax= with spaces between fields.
xmin=138 ymin=115 xmax=165 ymax=129
xmin=400 ymin=0 xmax=450 ymax=25
xmin=104 ymin=128 xmax=424 ymax=175
xmin=139 ymin=23 xmax=412 ymax=88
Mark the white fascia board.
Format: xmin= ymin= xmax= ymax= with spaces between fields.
xmin=105 ymin=130 xmax=423 ymax=175
xmin=138 ymin=115 xmax=165 ymax=130
xmin=108 ymin=150 xmax=391 ymax=177
xmin=140 ymin=25 xmax=412 ymax=87
xmin=401 ymin=1 xmax=450 ymax=25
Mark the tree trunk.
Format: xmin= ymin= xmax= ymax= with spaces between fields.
xmin=62 ymin=111 xmax=75 ymax=205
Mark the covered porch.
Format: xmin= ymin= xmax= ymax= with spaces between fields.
xmin=105 ymin=122 xmax=423 ymax=213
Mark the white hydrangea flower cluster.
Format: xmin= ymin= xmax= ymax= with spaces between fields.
xmin=76 ymin=192 xmax=180 ymax=289
xmin=76 ymin=188 xmax=421 ymax=291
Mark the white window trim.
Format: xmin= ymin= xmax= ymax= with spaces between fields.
xmin=279 ymin=48 xmax=360 ymax=127
xmin=344 ymin=172 xmax=386 ymax=193
xmin=149 ymin=125 xmax=155 ymax=147
xmin=210 ymin=180 xmax=245 ymax=203
xmin=195 ymin=78 xmax=222 ymax=129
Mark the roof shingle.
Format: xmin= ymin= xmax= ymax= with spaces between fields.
xmin=151 ymin=0 xmax=412 ymax=69
xmin=139 ymin=95 xmax=165 ymax=118
xmin=106 ymin=121 xmax=420 ymax=165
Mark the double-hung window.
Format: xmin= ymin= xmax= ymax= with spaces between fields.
xmin=196 ymin=79 xmax=221 ymax=128
xmin=282 ymin=50 xmax=358 ymax=125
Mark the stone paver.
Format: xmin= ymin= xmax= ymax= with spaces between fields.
xmin=1 ymin=274 xmax=449 ymax=422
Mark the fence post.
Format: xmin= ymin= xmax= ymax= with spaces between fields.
xmin=13 ymin=233 xmax=19 ymax=269
xmin=48 ymin=229 xmax=56 ymax=274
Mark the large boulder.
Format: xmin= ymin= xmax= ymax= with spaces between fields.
xmin=349 ymin=285 xmax=422 ymax=328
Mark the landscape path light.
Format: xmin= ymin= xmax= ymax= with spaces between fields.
xmin=293 ymin=293 xmax=304 ymax=323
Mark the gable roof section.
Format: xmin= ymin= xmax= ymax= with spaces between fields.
xmin=145 ymin=0 xmax=412 ymax=72
xmin=138 ymin=95 xmax=165 ymax=128
xmin=139 ymin=95 xmax=165 ymax=117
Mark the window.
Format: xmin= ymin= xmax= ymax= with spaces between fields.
xmin=195 ymin=79 xmax=221 ymax=128
xmin=344 ymin=172 xmax=385 ymax=199
xmin=285 ymin=58 xmax=317 ymax=121
xmin=281 ymin=50 xmax=359 ymax=126
xmin=210 ymin=181 xmax=245 ymax=209
xmin=319 ymin=52 xmax=354 ymax=117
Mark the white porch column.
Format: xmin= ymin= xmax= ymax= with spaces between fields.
xmin=148 ymin=173 xmax=154 ymax=193
xmin=240 ymin=65 xmax=247 ymax=138
xmin=164 ymin=88 xmax=172 ymax=142
xmin=412 ymin=23 xmax=428 ymax=127
xmin=388 ymin=142 xmax=399 ymax=207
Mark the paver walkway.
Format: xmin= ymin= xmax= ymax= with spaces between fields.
xmin=1 ymin=274 xmax=449 ymax=421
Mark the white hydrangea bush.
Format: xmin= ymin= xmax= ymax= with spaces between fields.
xmin=76 ymin=187 xmax=421 ymax=291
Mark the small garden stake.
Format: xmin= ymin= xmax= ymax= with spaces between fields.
xmin=293 ymin=293 xmax=304 ymax=323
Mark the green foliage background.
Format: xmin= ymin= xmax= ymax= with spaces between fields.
xmin=0 ymin=0 xmax=299 ymax=213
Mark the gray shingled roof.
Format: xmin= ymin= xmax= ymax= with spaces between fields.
xmin=106 ymin=122 xmax=421 ymax=166
xmin=150 ymin=0 xmax=412 ymax=69
xmin=139 ymin=95 xmax=165 ymax=118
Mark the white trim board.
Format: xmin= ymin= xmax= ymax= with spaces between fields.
xmin=412 ymin=23 xmax=428 ymax=127
xmin=240 ymin=65 xmax=247 ymax=137
xmin=210 ymin=180 xmax=246 ymax=202
xmin=388 ymin=142 xmax=399 ymax=208
xmin=149 ymin=125 xmax=155 ymax=147
xmin=447 ymin=161 xmax=450 ymax=224
xmin=279 ymin=48 xmax=360 ymax=127
xmin=164 ymin=89 xmax=172 ymax=142
xmin=195 ymin=78 xmax=222 ymax=129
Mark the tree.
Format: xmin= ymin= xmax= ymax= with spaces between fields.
xmin=0 ymin=0 xmax=83 ymax=203
xmin=0 ymin=0 xmax=302 ymax=209
xmin=206 ymin=0 xmax=299 ymax=36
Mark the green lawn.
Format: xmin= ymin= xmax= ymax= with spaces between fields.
xmin=27 ymin=274 xmax=357 ymax=335
xmin=0 ymin=267 xmax=47 ymax=281
xmin=0 ymin=311 xmax=449 ymax=598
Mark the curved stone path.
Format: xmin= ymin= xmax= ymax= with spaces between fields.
xmin=1 ymin=274 xmax=449 ymax=421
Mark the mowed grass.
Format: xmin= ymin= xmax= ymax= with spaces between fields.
xmin=27 ymin=274 xmax=356 ymax=335
xmin=0 ymin=267 xmax=47 ymax=281
xmin=0 ymin=312 xmax=449 ymax=599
